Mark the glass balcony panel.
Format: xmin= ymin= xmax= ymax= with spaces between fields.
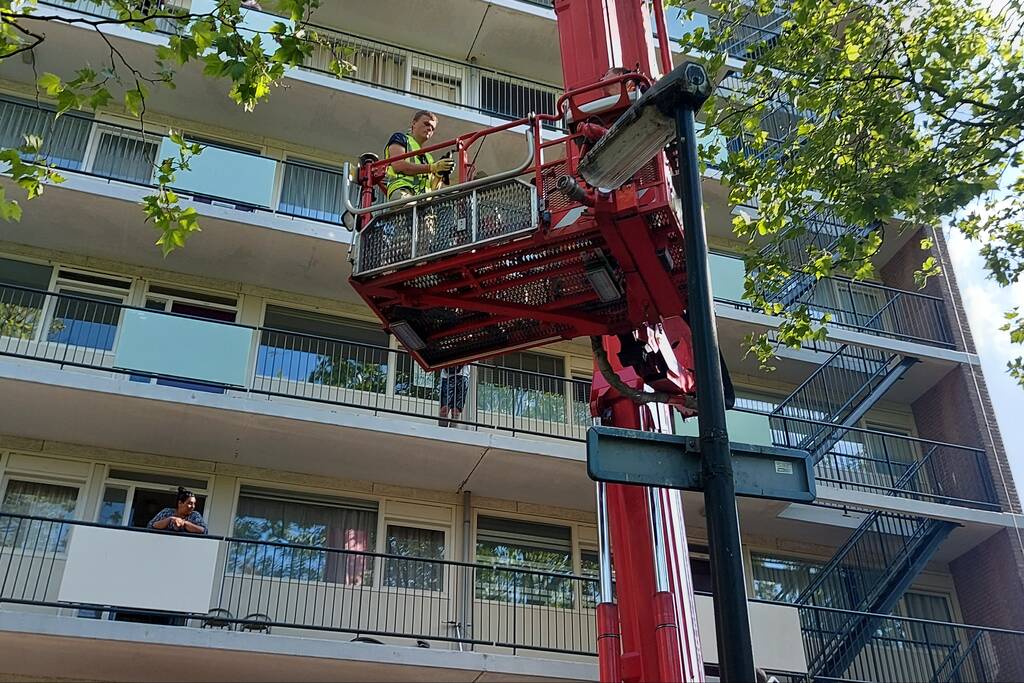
xmin=157 ymin=138 xmax=276 ymax=208
xmin=47 ymin=291 xmax=123 ymax=351
xmin=114 ymin=309 xmax=253 ymax=386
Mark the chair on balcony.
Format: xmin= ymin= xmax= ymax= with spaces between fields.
xmin=239 ymin=612 xmax=272 ymax=634
xmin=201 ymin=608 xmax=234 ymax=630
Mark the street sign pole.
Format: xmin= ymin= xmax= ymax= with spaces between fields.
xmin=675 ymin=103 xmax=756 ymax=682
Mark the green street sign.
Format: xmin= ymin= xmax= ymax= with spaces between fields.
xmin=587 ymin=426 xmax=816 ymax=503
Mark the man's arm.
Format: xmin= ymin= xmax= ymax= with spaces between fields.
xmin=387 ymin=143 xmax=432 ymax=176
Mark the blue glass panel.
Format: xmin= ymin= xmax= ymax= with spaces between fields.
xmin=114 ymin=309 xmax=253 ymax=387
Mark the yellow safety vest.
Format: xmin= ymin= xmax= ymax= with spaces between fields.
xmin=384 ymin=132 xmax=434 ymax=198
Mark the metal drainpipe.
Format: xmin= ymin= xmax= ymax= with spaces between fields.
xmin=461 ymin=489 xmax=472 ymax=651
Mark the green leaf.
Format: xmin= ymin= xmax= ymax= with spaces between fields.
xmin=37 ymin=72 xmax=63 ymax=96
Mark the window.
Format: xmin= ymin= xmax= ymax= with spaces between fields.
xmin=1 ymin=479 xmax=79 ymax=552
xmin=580 ymin=548 xmax=601 ymax=608
xmin=0 ymin=257 xmax=53 ymax=341
xmin=96 ymin=469 xmax=208 ymax=529
xmin=257 ymin=306 xmax=389 ymax=394
xmin=476 ymin=515 xmax=574 ymax=607
xmin=477 ymin=352 xmax=568 ymax=422
xmin=479 ymin=75 xmax=557 ymax=120
xmin=347 ymin=44 xmax=406 ymax=90
xmin=750 ymin=552 xmax=824 ymax=604
xmin=411 ymin=63 xmax=462 ymax=104
xmin=0 ymin=97 xmax=92 ymax=170
xmin=46 ymin=269 xmax=130 ymax=351
xmin=278 ymin=159 xmax=347 ymax=224
xmin=89 ymin=127 xmax=159 ymax=184
xmin=384 ymin=525 xmax=446 ymax=591
xmin=230 ymin=487 xmax=379 ymax=585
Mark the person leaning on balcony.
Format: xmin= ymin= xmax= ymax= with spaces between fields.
xmin=148 ymin=487 xmax=208 ymax=535
xmin=383 ymin=110 xmax=455 ymax=200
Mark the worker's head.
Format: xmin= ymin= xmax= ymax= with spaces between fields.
xmin=602 ymin=67 xmax=637 ymax=97
xmin=410 ymin=110 xmax=438 ymax=145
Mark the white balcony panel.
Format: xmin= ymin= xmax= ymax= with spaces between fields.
xmin=58 ymin=526 xmax=219 ymax=613
xmin=676 ymin=409 xmax=773 ymax=447
xmin=114 ymin=310 xmax=254 ymax=387
xmin=696 ymin=595 xmax=807 ymax=673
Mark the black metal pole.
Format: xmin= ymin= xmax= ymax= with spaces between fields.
xmin=675 ymin=104 xmax=756 ymax=682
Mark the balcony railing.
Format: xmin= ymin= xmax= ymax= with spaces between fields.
xmin=0 ymin=512 xmax=597 ymax=656
xmin=710 ymin=252 xmax=955 ymax=348
xmin=793 ymin=601 xmax=1022 ymax=683
xmin=0 ymin=283 xmax=996 ymax=506
xmin=0 ymin=97 xmax=356 ymax=227
xmin=0 ymin=284 xmax=593 ymax=442
xmin=3 ymin=512 xmax=1021 ymax=682
xmin=750 ymin=408 xmax=999 ymax=510
xmin=42 ymin=0 xmax=563 ymax=125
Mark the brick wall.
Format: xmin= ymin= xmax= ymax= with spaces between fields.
xmin=950 ymin=529 xmax=1024 ymax=682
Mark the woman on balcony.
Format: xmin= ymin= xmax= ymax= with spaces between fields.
xmin=147 ymin=487 xmax=209 ymax=535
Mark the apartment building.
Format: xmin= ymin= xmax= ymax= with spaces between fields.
xmin=0 ymin=1 xmax=1021 ymax=681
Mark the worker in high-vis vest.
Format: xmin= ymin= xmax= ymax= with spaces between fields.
xmin=384 ymin=110 xmax=455 ymax=200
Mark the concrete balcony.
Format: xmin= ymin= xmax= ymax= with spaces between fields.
xmin=2 ymin=512 xmax=1021 ymax=682
xmin=0 ymin=285 xmax=1005 ymax=518
xmin=4 ymin=1 xmax=561 ymax=162
xmin=0 ymin=512 xmax=801 ymax=680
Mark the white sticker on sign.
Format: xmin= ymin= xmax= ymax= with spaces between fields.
xmin=774 ymin=461 xmax=794 ymax=475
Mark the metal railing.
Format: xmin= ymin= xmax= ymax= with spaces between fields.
xmin=0 ymin=284 xmax=593 ymax=442
xmin=0 ymin=283 xmax=998 ymax=507
xmin=0 ymin=511 xmax=597 ymax=656
xmin=712 ymin=12 xmax=788 ymax=61
xmin=5 ymin=511 xmax=1023 ymax=680
xmin=40 ymin=0 xmax=563 ymax=125
xmin=734 ymin=408 xmax=1000 ymax=510
xmin=711 ymin=252 xmax=955 ymax=348
xmin=792 ymin=602 xmax=1021 ymax=683
xmin=0 ymin=97 xmax=354 ymax=226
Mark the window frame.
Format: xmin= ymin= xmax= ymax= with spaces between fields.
xmin=94 ymin=465 xmax=211 ymax=529
xmin=0 ymin=473 xmax=85 ymax=555
xmin=381 ymin=519 xmax=450 ymax=594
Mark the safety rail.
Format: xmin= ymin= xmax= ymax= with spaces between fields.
xmin=0 ymin=283 xmax=997 ymax=505
xmin=3 ymin=511 xmax=1020 ymax=681
xmin=40 ymin=0 xmax=564 ymax=126
xmin=0 ymin=512 xmax=598 ymax=656
xmin=712 ymin=12 xmax=788 ymax=61
xmin=710 ymin=252 xmax=955 ymax=348
xmin=0 ymin=283 xmax=593 ymax=442
xmin=0 ymin=97 xmax=355 ymax=226
xmin=729 ymin=408 xmax=1000 ymax=511
xmin=790 ymin=602 xmax=1021 ymax=683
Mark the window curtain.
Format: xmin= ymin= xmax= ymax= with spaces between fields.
xmin=231 ymin=493 xmax=377 ymax=585
xmin=0 ymin=99 xmax=91 ymax=170
xmin=91 ymin=131 xmax=158 ymax=184
xmin=0 ymin=480 xmax=79 ymax=552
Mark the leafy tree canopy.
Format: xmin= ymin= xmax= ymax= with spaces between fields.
xmin=671 ymin=0 xmax=1024 ymax=383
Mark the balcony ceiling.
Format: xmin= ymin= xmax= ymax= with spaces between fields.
xmin=310 ymin=0 xmax=562 ymax=84
xmin=0 ymin=176 xmax=363 ymax=306
xmin=0 ymin=363 xmax=594 ymax=511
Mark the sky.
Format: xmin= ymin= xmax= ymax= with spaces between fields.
xmin=945 ymin=229 xmax=1024 ymax=493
